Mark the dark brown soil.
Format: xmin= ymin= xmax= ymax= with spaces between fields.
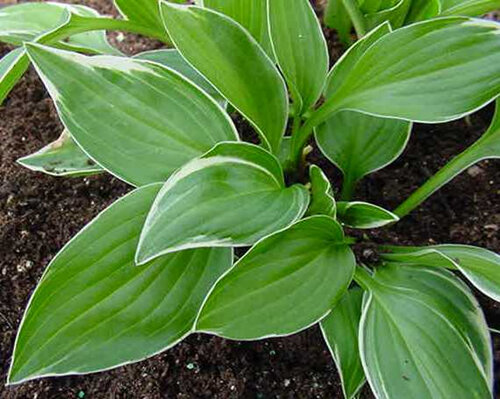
xmin=1 ymin=1 xmax=499 ymax=398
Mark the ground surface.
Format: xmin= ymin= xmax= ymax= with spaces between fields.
xmin=0 ymin=0 xmax=499 ymax=398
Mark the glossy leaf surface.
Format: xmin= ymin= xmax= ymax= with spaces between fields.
xmin=197 ymin=216 xmax=355 ymax=339
xmin=26 ymin=43 xmax=237 ymax=186
xmin=359 ymin=265 xmax=493 ymax=399
xmin=306 ymin=165 xmax=336 ymax=218
xmin=18 ymin=130 xmax=104 ymax=177
xmin=268 ymin=0 xmax=329 ymax=113
xmin=319 ymin=17 xmax=500 ymax=124
xmin=337 ymin=202 xmax=398 ymax=229
xmin=161 ymin=2 xmax=288 ymax=153
xmin=0 ymin=2 xmax=117 ymax=54
xmin=136 ymin=143 xmax=309 ymax=264
xmin=382 ymin=244 xmax=500 ymax=302
xmin=200 ymin=0 xmax=273 ymax=56
xmin=321 ymin=288 xmax=365 ymax=399
xmin=405 ymin=0 xmax=440 ymax=23
xmin=8 ymin=184 xmax=232 ymax=384
xmin=316 ymin=110 xmax=411 ymax=186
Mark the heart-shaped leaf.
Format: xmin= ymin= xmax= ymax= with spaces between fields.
xmin=197 ymin=216 xmax=355 ymax=339
xmin=337 ymin=201 xmax=399 ymax=229
xmin=136 ymin=142 xmax=309 ymax=264
xmin=25 ymin=43 xmax=238 ymax=187
xmin=200 ymin=0 xmax=273 ymax=56
xmin=0 ymin=2 xmax=118 ymax=55
xmin=316 ymin=110 xmax=411 ymax=199
xmin=358 ymin=265 xmax=493 ymax=399
xmin=17 ymin=130 xmax=104 ymax=177
xmin=321 ymin=287 xmax=366 ymax=399
xmin=268 ymin=0 xmax=329 ymax=113
xmin=160 ymin=2 xmax=288 ymax=153
xmin=8 ymin=184 xmax=232 ymax=384
xmin=382 ymin=244 xmax=500 ymax=302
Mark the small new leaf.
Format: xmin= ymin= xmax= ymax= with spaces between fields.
xmin=18 ymin=130 xmax=104 ymax=177
xmin=337 ymin=202 xmax=399 ymax=229
xmin=306 ymin=165 xmax=336 ymax=218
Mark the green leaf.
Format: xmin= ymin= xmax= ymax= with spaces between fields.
xmin=134 ymin=49 xmax=226 ymax=107
xmin=321 ymin=287 xmax=366 ymax=399
xmin=7 ymin=184 xmax=232 ymax=384
xmin=200 ymin=0 xmax=273 ymax=56
xmin=382 ymin=244 xmax=500 ymax=302
xmin=324 ymin=0 xmax=353 ymax=46
xmin=197 ymin=216 xmax=355 ymax=339
xmin=359 ymin=265 xmax=493 ymax=399
xmin=405 ymin=0 xmax=441 ymax=23
xmin=17 ymin=130 xmax=104 ymax=177
xmin=114 ymin=0 xmax=166 ymax=36
xmin=25 ymin=43 xmax=238 ymax=187
xmin=316 ymin=17 xmax=500 ymax=125
xmin=136 ymin=142 xmax=309 ymax=264
xmin=326 ymin=21 xmax=391 ymax=100
xmin=315 ymin=110 xmax=411 ymax=193
xmin=306 ymin=165 xmax=336 ymax=218
xmin=364 ymin=0 xmax=412 ymax=30
xmin=337 ymin=201 xmax=398 ymax=228
xmin=268 ymin=0 xmax=329 ymax=113
xmin=160 ymin=2 xmax=288 ymax=153
xmin=0 ymin=47 xmax=29 ymax=105
xmin=0 ymin=2 xmax=118 ymax=55
xmin=440 ymin=0 xmax=500 ymax=16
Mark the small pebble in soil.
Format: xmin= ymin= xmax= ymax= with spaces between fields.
xmin=467 ymin=165 xmax=484 ymax=177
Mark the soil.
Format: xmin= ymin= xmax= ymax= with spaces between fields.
xmin=0 ymin=0 xmax=499 ymax=398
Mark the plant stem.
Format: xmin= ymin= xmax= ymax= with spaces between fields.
xmin=394 ymin=143 xmax=484 ymax=218
xmin=353 ymin=266 xmax=374 ymax=290
xmin=39 ymin=15 xmax=168 ymax=45
xmin=341 ymin=0 xmax=367 ymax=37
xmin=340 ymin=175 xmax=358 ymax=201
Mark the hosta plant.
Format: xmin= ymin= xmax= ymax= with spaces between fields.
xmin=2 ymin=1 xmax=500 ymax=398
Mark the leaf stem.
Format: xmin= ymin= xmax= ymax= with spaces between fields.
xmin=39 ymin=15 xmax=168 ymax=45
xmin=353 ymin=266 xmax=374 ymax=290
xmin=394 ymin=143 xmax=485 ymax=218
xmin=341 ymin=0 xmax=367 ymax=37
xmin=340 ymin=175 xmax=358 ymax=201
